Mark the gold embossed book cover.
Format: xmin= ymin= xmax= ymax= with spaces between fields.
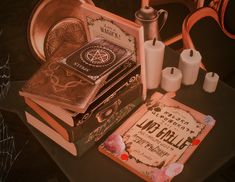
xmin=19 ymin=59 xmax=103 ymax=113
xmin=99 ymin=92 xmax=215 ymax=182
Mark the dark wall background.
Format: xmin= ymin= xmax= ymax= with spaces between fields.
xmin=0 ymin=0 xmax=40 ymax=81
xmin=0 ymin=0 xmax=234 ymax=181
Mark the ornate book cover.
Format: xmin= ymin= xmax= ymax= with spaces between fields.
xmin=60 ymin=38 xmax=132 ymax=84
xmin=99 ymin=92 xmax=216 ymax=182
xmin=19 ymin=58 xmax=103 ymax=113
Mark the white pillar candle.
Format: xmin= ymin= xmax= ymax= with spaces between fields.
xmin=178 ymin=49 xmax=201 ymax=85
xmin=203 ymin=72 xmax=219 ymax=93
xmin=161 ymin=67 xmax=182 ymax=92
xmin=144 ymin=39 xmax=165 ymax=89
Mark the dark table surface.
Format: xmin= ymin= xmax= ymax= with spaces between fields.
xmin=1 ymin=47 xmax=235 ymax=182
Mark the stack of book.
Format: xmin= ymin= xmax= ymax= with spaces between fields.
xmin=19 ymin=38 xmax=143 ymax=156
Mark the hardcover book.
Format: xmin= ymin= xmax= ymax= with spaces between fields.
xmin=60 ymin=38 xmax=132 ymax=84
xmin=99 ymin=92 xmax=216 ymax=181
xmin=24 ymin=65 xmax=142 ymax=142
xmin=26 ymin=60 xmax=137 ymax=127
xmin=19 ymin=59 xmax=102 ymax=113
xmin=25 ymin=112 xmax=88 ymax=156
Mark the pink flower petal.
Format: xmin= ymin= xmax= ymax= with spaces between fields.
xmin=152 ymin=169 xmax=170 ymax=182
xmin=104 ymin=134 xmax=125 ymax=155
xmin=165 ymin=163 xmax=184 ymax=178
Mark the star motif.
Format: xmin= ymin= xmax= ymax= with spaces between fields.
xmin=87 ymin=49 xmax=109 ymax=63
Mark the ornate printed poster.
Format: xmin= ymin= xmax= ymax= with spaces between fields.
xmin=99 ymin=92 xmax=215 ymax=182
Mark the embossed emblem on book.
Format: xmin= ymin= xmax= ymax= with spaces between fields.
xmin=81 ymin=45 xmax=116 ymax=67
xmin=60 ymin=38 xmax=132 ymax=84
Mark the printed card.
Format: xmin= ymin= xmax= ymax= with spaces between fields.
xmin=99 ymin=92 xmax=215 ymax=182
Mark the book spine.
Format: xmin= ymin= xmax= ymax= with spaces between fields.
xmin=25 ymin=112 xmax=78 ymax=156
xmin=25 ymin=111 xmax=101 ymax=157
xmin=24 ymin=98 xmax=71 ymax=141
xmin=25 ymin=97 xmax=84 ymax=142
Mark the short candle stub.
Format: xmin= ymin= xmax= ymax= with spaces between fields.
xmin=203 ymin=72 xmax=219 ymax=93
xmin=179 ymin=49 xmax=201 ymax=85
xmin=190 ymin=49 xmax=193 ymax=57
xmin=152 ymin=38 xmax=157 ymax=46
xmin=161 ymin=67 xmax=182 ymax=92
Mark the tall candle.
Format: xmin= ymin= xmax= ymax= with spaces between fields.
xmin=178 ymin=49 xmax=201 ymax=85
xmin=203 ymin=72 xmax=219 ymax=93
xmin=161 ymin=67 xmax=182 ymax=92
xmin=144 ymin=39 xmax=165 ymax=89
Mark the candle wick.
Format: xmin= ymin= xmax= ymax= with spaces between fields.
xmin=153 ymin=38 xmax=156 ymax=46
xmin=190 ymin=49 xmax=193 ymax=57
xmin=212 ymin=72 xmax=215 ymax=77
xmin=145 ymin=5 xmax=150 ymax=9
xmin=170 ymin=67 xmax=174 ymax=74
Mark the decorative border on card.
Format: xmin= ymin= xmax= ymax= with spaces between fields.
xmin=86 ymin=16 xmax=136 ymax=61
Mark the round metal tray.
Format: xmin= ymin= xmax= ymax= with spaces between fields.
xmin=28 ymin=0 xmax=93 ymax=62
xmin=44 ymin=17 xmax=88 ymax=60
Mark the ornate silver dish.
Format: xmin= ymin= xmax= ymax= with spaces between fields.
xmin=28 ymin=0 xmax=93 ymax=62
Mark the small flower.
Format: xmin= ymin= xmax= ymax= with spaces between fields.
xmin=121 ymin=153 xmax=129 ymax=161
xmin=104 ymin=134 xmax=125 ymax=155
xmin=164 ymin=163 xmax=184 ymax=178
xmin=192 ymin=139 xmax=201 ymax=146
xmin=204 ymin=115 xmax=215 ymax=125
xmin=152 ymin=169 xmax=170 ymax=182
xmin=151 ymin=163 xmax=184 ymax=182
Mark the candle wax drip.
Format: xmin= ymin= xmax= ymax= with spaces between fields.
xmin=190 ymin=49 xmax=193 ymax=57
xmin=171 ymin=68 xmax=174 ymax=74
xmin=152 ymin=38 xmax=157 ymax=46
